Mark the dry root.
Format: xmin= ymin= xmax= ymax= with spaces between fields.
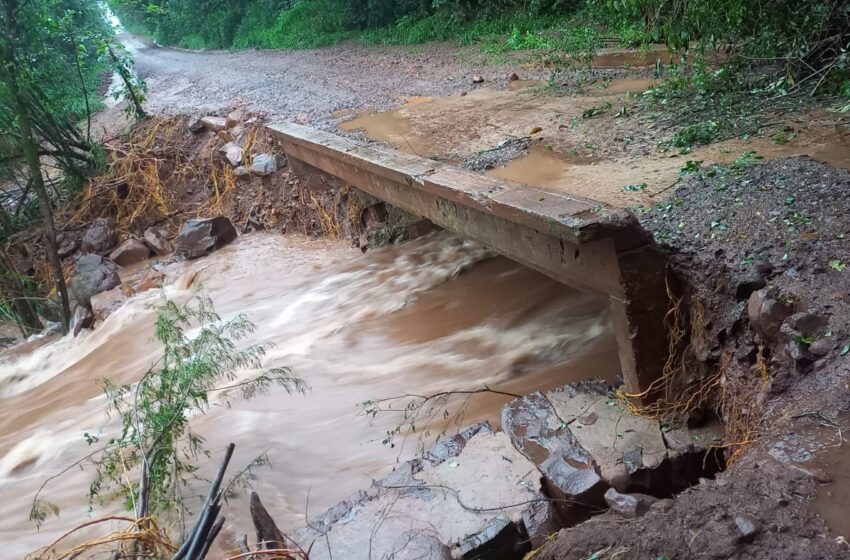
xmin=617 ymin=275 xmax=766 ymax=464
xmin=26 ymin=516 xmax=175 ymax=560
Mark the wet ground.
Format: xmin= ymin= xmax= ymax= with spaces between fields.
xmin=9 ymin=34 xmax=850 ymax=558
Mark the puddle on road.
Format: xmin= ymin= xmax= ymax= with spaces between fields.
xmin=338 ymin=96 xmax=436 ymax=156
xmin=486 ymin=145 xmax=571 ymax=187
xmin=592 ymin=77 xmax=659 ymax=96
xmin=589 ymin=47 xmax=675 ymax=69
xmin=813 ymin=443 xmax=850 ymax=538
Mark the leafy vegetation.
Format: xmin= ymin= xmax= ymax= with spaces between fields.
xmin=0 ymin=0 xmax=146 ymax=333
xmin=32 ymin=293 xmax=305 ymax=526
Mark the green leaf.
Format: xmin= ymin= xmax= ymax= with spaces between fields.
xmin=829 ymin=260 xmax=846 ymax=272
xmin=624 ymin=183 xmax=648 ymax=192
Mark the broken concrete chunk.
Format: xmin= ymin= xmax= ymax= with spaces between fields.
xmin=662 ymin=419 xmax=725 ymax=458
xmin=502 ymin=392 xmax=604 ymax=521
xmin=546 ymin=384 xmax=667 ymax=490
xmin=200 ymin=116 xmax=227 ymax=132
xmin=250 ymin=153 xmax=277 ymax=176
xmin=219 ymin=142 xmax=243 ymax=167
xmin=109 ymin=238 xmax=151 ymax=267
xmin=293 ymin=431 xmax=549 ymax=560
xmin=175 ymin=216 xmax=238 ymax=259
xmin=424 ymin=421 xmax=492 ymax=465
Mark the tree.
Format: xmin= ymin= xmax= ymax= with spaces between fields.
xmin=0 ymin=0 xmax=72 ymax=332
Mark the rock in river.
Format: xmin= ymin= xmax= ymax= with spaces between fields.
xmin=81 ymin=217 xmax=119 ymax=255
xmin=143 ymin=226 xmax=173 ymax=256
xmin=175 ymin=216 xmax=238 ymax=259
xmin=70 ymin=254 xmax=121 ymax=309
xmin=109 ymin=238 xmax=151 ymax=266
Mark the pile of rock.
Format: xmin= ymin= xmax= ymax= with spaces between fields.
xmin=189 ymin=109 xmax=279 ymax=178
xmin=65 ymin=214 xmax=238 ymax=331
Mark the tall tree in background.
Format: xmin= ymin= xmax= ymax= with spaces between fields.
xmin=0 ymin=0 xmax=137 ymax=334
xmin=1 ymin=0 xmax=71 ymax=332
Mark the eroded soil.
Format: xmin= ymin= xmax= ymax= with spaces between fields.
xmin=537 ymin=157 xmax=850 ymax=559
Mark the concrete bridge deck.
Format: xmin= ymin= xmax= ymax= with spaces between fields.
xmin=268 ymin=122 xmax=670 ymax=399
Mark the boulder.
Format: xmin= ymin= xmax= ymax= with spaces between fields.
xmin=508 ymin=72 xmax=520 ymax=81
xmin=250 ymin=154 xmax=277 ymax=176
xmin=174 ymin=216 xmax=238 ymax=259
xmin=70 ymin=254 xmax=121 ymax=309
xmin=603 ymin=488 xmax=657 ymax=518
xmin=748 ymin=289 xmax=795 ymax=343
xmin=90 ymin=286 xmax=127 ymax=321
xmin=200 ymin=116 xmax=228 ymax=132
xmin=56 ymin=233 xmax=78 ymax=259
xmin=220 ymin=142 xmax=243 ymax=167
xmin=143 ymin=227 xmax=173 ymax=256
xmin=109 ymin=238 xmax=151 ymax=266
xmin=226 ymin=109 xmax=244 ymax=128
xmin=233 ymin=165 xmax=250 ymax=177
xmin=187 ymin=118 xmax=205 ymax=133
xmin=472 ymin=75 xmax=484 ymax=84
xmin=81 ymin=218 xmax=119 ymax=254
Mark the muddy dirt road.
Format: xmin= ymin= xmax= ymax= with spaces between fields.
xmin=128 ymin=34 xmax=543 ymax=120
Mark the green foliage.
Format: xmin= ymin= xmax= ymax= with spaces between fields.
xmin=79 ymin=293 xmax=306 ymax=518
xmin=669 ymin=121 xmax=718 ymax=149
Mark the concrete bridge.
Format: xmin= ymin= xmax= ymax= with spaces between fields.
xmin=268 ymin=122 xmax=671 ymax=399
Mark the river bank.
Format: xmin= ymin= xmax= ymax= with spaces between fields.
xmin=3 ymin=33 xmax=850 ymax=559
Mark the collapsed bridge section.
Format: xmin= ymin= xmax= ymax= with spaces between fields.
xmin=268 ymin=122 xmax=671 ymax=400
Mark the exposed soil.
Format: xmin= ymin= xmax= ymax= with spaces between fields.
xmin=8 ymin=34 xmax=850 ymax=559
xmin=536 ymin=157 xmax=850 ymax=559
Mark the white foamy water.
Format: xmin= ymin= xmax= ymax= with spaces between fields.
xmin=0 ymin=231 xmax=618 ymax=556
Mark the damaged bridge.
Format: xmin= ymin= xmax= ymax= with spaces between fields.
xmin=268 ymin=122 xmax=671 ymax=399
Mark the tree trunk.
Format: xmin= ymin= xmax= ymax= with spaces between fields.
xmin=109 ymin=47 xmax=146 ymax=119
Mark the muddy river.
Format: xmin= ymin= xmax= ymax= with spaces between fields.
xmin=0 ymin=231 xmax=618 ymax=555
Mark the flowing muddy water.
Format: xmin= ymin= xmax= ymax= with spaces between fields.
xmin=0 ymin=232 xmax=617 ymax=555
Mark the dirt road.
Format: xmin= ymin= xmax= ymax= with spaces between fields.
xmin=127 ymin=33 xmax=542 ymax=120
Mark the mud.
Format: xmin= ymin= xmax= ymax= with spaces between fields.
xmin=331 ymin=82 xmax=848 ymax=208
xmin=535 ymin=157 xmax=850 ymax=558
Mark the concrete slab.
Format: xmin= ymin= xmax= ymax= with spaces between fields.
xmin=293 ymin=428 xmax=556 ymax=560
xmin=546 ymin=384 xmax=667 ymax=489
